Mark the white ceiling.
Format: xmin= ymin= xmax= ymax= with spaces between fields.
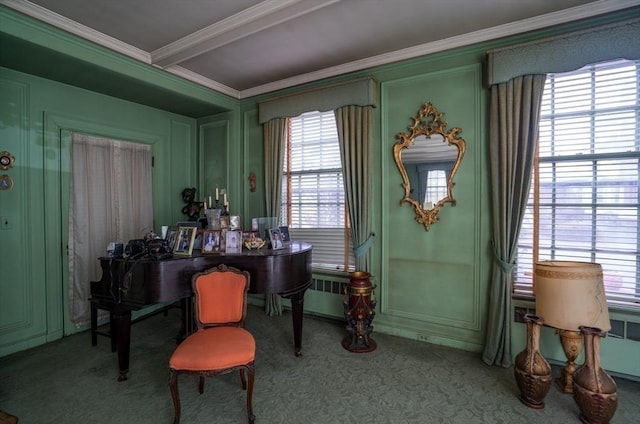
xmin=2 ymin=0 xmax=639 ymax=99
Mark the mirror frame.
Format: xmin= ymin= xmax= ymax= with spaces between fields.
xmin=393 ymin=102 xmax=466 ymax=230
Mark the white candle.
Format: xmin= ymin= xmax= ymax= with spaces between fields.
xmin=209 ymin=196 xmax=212 ymax=207
xmin=204 ymin=200 xmax=207 ymax=210
xmin=224 ymin=193 xmax=227 ymax=206
xmin=215 ymin=187 xmax=219 ymax=201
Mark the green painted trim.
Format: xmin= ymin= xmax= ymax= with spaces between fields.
xmin=374 ymin=320 xmax=484 ymax=353
xmin=379 ymin=63 xmax=484 ymax=328
xmin=0 ymin=335 xmax=49 ymax=357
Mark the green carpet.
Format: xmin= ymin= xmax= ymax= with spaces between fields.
xmin=1 ymin=305 xmax=639 ymax=423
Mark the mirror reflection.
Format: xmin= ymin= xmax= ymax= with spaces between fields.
xmin=393 ymin=103 xmax=466 ymax=230
xmin=402 ymin=134 xmax=458 ymax=210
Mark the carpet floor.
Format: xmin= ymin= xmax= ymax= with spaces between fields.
xmin=1 ymin=305 xmax=639 ymax=423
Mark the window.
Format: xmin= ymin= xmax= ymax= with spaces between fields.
xmin=281 ymin=110 xmax=355 ymax=272
xmin=515 ymin=59 xmax=640 ymax=308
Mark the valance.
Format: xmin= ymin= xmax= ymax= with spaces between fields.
xmin=487 ymin=17 xmax=640 ymax=86
xmin=258 ymin=77 xmax=377 ymax=123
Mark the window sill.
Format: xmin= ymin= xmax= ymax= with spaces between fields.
xmin=312 ymin=267 xmax=351 ymax=280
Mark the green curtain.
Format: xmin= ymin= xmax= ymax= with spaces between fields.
xmin=262 ymin=117 xmax=287 ymax=316
xmin=334 ymin=105 xmax=375 ymax=272
xmin=482 ymin=74 xmax=546 ymax=367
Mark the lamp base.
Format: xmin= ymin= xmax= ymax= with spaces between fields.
xmin=556 ymin=372 xmax=574 ymax=394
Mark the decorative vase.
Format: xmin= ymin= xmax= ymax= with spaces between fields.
xmin=572 ymin=326 xmax=618 ymax=424
xmin=342 ymin=271 xmax=377 ymax=353
xmin=514 ymin=314 xmax=552 ymax=409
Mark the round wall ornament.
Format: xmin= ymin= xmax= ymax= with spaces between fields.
xmin=0 ymin=174 xmax=13 ymax=191
xmin=0 ymin=151 xmax=15 ymax=170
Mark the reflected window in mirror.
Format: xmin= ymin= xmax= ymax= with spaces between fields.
xmin=393 ymin=103 xmax=466 ymax=230
xmin=418 ymin=163 xmax=452 ymax=210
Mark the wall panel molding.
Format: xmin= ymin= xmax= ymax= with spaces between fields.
xmin=378 ymin=63 xmax=485 ymax=346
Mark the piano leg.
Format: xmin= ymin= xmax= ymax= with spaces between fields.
xmin=112 ymin=310 xmax=132 ymax=381
xmin=90 ymin=302 xmax=98 ymax=347
xmin=290 ymin=293 xmax=305 ymax=357
xmin=178 ymin=297 xmax=194 ymax=342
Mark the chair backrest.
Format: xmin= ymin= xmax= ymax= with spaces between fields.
xmin=192 ymin=264 xmax=250 ymax=329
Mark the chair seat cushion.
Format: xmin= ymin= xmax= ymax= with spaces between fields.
xmin=169 ymin=327 xmax=255 ymax=371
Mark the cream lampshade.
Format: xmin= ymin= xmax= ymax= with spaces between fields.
xmin=534 ymin=260 xmax=611 ymax=393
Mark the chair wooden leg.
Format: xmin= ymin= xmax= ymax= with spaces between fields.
xmin=169 ymin=371 xmax=181 ymax=424
xmin=246 ymin=365 xmax=255 ymax=424
xmin=239 ymin=369 xmax=247 ymax=390
xmin=198 ymin=376 xmax=205 ymax=394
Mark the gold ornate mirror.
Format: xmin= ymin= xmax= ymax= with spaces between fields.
xmin=393 ymin=103 xmax=466 ymax=230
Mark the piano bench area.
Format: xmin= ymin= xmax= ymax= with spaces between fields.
xmin=90 ymin=298 xmax=180 ymax=352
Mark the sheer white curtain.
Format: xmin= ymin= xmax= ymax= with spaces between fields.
xmin=69 ymin=133 xmax=153 ymax=327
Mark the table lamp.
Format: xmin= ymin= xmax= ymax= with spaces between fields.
xmin=533 ymin=260 xmax=610 ymax=393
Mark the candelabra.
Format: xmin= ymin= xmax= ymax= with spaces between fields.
xmin=202 ymin=186 xmax=229 ymax=228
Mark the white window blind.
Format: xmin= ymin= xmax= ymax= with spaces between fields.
xmin=282 ymin=110 xmax=355 ymax=272
xmin=515 ymin=59 xmax=640 ymax=308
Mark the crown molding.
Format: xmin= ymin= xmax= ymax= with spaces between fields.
xmin=165 ymin=65 xmax=239 ymax=99
xmin=2 ymin=0 xmax=638 ymax=100
xmin=239 ymin=0 xmax=640 ymax=98
xmin=0 ymin=0 xmax=150 ymax=63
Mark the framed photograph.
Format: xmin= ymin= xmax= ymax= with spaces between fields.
xmin=166 ymin=226 xmax=179 ymax=251
xmin=225 ymin=230 xmax=243 ymax=254
xmin=174 ymin=226 xmax=197 ymax=256
xmin=220 ymin=229 xmax=227 ymax=251
xmin=202 ymin=230 xmax=221 ymax=254
xmin=229 ymin=215 xmax=241 ymax=230
xmin=279 ymin=226 xmax=290 ymax=243
xmin=268 ymin=228 xmax=285 ymax=250
xmin=220 ymin=216 xmax=230 ymax=229
xmin=193 ymin=228 xmax=204 ymax=250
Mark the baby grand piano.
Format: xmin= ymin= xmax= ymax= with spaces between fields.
xmin=90 ymin=241 xmax=312 ymax=381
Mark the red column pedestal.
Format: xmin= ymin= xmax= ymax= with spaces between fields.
xmin=342 ymin=271 xmax=377 ymax=353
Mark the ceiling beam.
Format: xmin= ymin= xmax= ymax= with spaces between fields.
xmin=150 ymin=0 xmax=340 ymax=68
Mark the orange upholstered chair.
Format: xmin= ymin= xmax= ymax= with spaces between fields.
xmin=169 ymin=264 xmax=255 ymax=424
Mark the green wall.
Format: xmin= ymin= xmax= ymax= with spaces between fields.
xmin=236 ymin=11 xmax=640 ymax=379
xmin=238 ymin=49 xmax=491 ymax=352
xmin=0 ymin=66 xmax=203 ymax=353
xmin=1 ymin=5 xmax=639 ymax=381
